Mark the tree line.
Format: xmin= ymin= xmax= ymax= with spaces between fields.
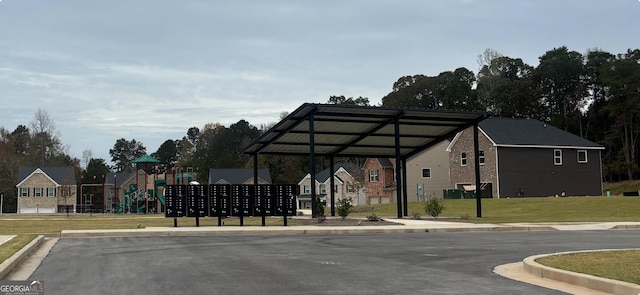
xmin=382 ymin=47 xmax=640 ymax=182
xmin=1 ymin=46 xmax=638 ymax=212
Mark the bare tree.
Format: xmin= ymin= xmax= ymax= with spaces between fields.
xmin=59 ymin=177 xmax=75 ymax=216
xmin=30 ymin=108 xmax=64 ymax=166
xmin=82 ymin=149 xmax=93 ymax=169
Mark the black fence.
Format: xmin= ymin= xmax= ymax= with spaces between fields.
xmin=165 ymin=184 xmax=298 ymax=226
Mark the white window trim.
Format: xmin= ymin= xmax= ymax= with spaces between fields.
xmin=369 ymin=170 xmax=379 ymax=182
xmin=47 ymin=187 xmax=56 ymax=197
xmin=577 ymin=150 xmax=588 ymax=163
xmin=20 ymin=187 xmax=29 ymax=197
xmin=421 ymin=168 xmax=431 ymax=179
xmin=554 ymin=149 xmax=563 ymax=166
xmin=34 ymin=187 xmax=43 ymax=197
xmin=479 ymin=150 xmax=485 ymax=165
xmin=320 ymin=183 xmax=326 ymax=194
xmin=461 ymin=152 xmax=467 ymax=166
xmin=303 ymin=185 xmax=311 ymax=194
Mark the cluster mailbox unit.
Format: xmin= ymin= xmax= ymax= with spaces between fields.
xmin=165 ymin=184 xmax=298 ymax=226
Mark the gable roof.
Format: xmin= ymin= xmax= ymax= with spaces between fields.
xmin=312 ymin=162 xmax=362 ymax=183
xmin=479 ymin=118 xmax=603 ymax=149
xmin=104 ymin=171 xmax=137 ymax=186
xmin=17 ymin=166 xmax=77 ymax=186
xmin=208 ymin=168 xmax=272 ymax=184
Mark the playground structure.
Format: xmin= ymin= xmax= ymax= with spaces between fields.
xmin=78 ymin=154 xmax=197 ymax=214
xmin=115 ymin=168 xmax=195 ymax=214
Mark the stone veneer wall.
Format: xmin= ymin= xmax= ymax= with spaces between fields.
xmin=17 ymin=171 xmax=77 ymax=213
xmin=449 ymin=128 xmax=499 ymax=198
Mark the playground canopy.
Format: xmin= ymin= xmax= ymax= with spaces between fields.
xmin=132 ymin=154 xmax=161 ymax=164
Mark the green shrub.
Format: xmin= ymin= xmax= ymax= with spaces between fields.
xmin=424 ymin=198 xmax=445 ymax=218
xmin=336 ymin=198 xmax=354 ymax=220
xmin=315 ymin=196 xmax=325 ymax=217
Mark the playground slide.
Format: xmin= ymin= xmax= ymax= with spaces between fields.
xmin=155 ymin=179 xmax=166 ymax=206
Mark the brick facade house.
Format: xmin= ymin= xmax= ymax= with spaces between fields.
xmin=362 ymin=158 xmax=396 ymax=204
xmin=447 ymin=118 xmax=604 ymax=198
xmin=16 ymin=166 xmax=77 ymax=214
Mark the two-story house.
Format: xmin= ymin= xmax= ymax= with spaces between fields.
xmin=363 ymin=140 xmax=452 ymax=203
xmin=16 ymin=166 xmax=77 ymax=214
xmin=297 ymin=162 xmax=362 ymax=209
xmin=447 ymin=118 xmax=604 ymax=198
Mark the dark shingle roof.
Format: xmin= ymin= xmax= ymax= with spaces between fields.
xmin=104 ymin=171 xmax=136 ymax=186
xmin=208 ymin=168 xmax=272 ymax=184
xmin=376 ymin=158 xmax=394 ymax=168
xmin=479 ymin=118 xmax=603 ymax=148
xmin=314 ymin=162 xmax=361 ymax=183
xmin=18 ymin=166 xmax=77 ymax=185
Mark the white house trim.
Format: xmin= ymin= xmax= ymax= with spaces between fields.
xmin=16 ymin=168 xmax=58 ymax=187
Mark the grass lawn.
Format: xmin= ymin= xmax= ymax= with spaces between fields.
xmin=349 ymin=196 xmax=640 ymax=223
xmin=536 ymin=250 xmax=640 ymax=285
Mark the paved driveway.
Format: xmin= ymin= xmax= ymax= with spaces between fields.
xmin=30 ymin=230 xmax=640 ymax=294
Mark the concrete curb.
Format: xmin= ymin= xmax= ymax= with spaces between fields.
xmin=522 ymin=249 xmax=640 ymax=295
xmin=57 ymin=223 xmax=562 ymax=238
xmin=0 ymin=235 xmax=44 ymax=279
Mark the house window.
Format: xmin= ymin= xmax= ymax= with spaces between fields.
xmin=320 ymin=184 xmax=326 ymax=194
xmin=20 ymin=187 xmax=29 ymax=197
xmin=346 ymin=185 xmax=354 ymax=193
xmin=421 ymin=168 xmax=431 ymax=178
xmin=303 ymin=185 xmax=310 ymax=194
xmin=47 ymin=187 xmax=56 ymax=197
xmin=461 ymin=152 xmax=467 ymax=166
xmin=334 ymin=185 xmax=339 ymax=193
xmin=577 ymin=150 xmax=588 ymax=163
xmin=369 ymin=169 xmax=379 ymax=182
xmin=554 ymin=149 xmax=563 ymax=165
xmin=479 ymin=151 xmax=485 ymax=165
xmin=34 ymin=187 xmax=43 ymax=197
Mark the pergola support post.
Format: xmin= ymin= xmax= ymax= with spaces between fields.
xmin=395 ymin=116 xmax=403 ymax=218
xmin=330 ymin=157 xmax=335 ymax=217
xmin=474 ymin=123 xmax=483 ymax=217
xmin=402 ymin=158 xmax=408 ymax=217
xmin=309 ymin=114 xmax=318 ymax=218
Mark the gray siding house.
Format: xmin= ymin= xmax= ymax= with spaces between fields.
xmin=447 ymin=118 xmax=604 ymax=198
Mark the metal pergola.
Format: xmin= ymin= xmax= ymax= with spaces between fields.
xmin=242 ymin=103 xmax=491 ymax=219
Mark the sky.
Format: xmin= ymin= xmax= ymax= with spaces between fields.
xmin=0 ymin=0 xmax=639 ymax=165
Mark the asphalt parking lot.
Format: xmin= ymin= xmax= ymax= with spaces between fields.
xmin=27 ymin=230 xmax=640 ymax=295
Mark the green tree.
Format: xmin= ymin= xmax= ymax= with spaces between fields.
xmin=327 ymin=95 xmax=370 ymax=106
xmin=0 ymin=128 xmax=20 ymax=213
xmin=9 ymin=125 xmax=30 ymax=157
xmin=601 ymin=49 xmax=640 ymax=180
xmin=533 ymin=47 xmax=587 ymax=131
xmin=477 ymin=56 xmax=538 ymax=118
xmin=382 ymin=68 xmax=480 ymax=111
xmin=152 ymin=139 xmax=178 ymax=171
xmin=109 ymin=138 xmax=146 ymax=172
